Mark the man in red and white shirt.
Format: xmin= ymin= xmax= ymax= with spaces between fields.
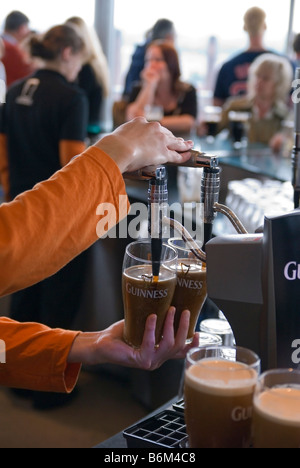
xmin=1 ymin=11 xmax=34 ymax=87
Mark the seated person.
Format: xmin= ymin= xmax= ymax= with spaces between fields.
xmin=218 ymin=53 xmax=293 ymax=150
xmin=126 ymin=41 xmax=197 ymax=135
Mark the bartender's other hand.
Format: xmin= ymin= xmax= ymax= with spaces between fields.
xmin=88 ymin=307 xmax=198 ymax=371
xmin=95 ymin=117 xmax=194 ymax=174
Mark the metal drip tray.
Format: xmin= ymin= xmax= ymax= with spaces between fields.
xmin=123 ymin=410 xmax=186 ymax=448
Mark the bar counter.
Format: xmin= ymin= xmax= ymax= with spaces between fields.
xmin=125 ymin=136 xmax=292 ymax=206
xmin=93 ymin=136 xmax=294 ymax=449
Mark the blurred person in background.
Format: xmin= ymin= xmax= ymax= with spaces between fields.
xmin=1 ymin=10 xmax=34 ymax=87
xmin=126 ymin=41 xmax=197 ymax=135
xmin=213 ymin=7 xmax=272 ymax=107
xmin=0 ymin=39 xmax=6 ymax=103
xmin=123 ymin=18 xmax=176 ymax=98
xmin=293 ymin=33 xmax=300 ymax=68
xmin=0 ymin=24 xmax=89 ymax=409
xmin=217 ymin=53 xmax=293 ymax=150
xmin=66 ymin=17 xmax=110 ymax=137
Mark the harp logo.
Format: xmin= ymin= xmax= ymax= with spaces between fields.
xmin=0 ymin=339 xmax=6 ymax=364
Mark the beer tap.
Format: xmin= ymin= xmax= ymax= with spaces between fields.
xmin=124 ymin=150 xmax=250 ymax=268
xmin=292 ymin=67 xmax=300 ymax=209
xmin=124 ymin=151 xmax=221 ymax=270
xmin=147 ymin=166 xmax=168 ymax=282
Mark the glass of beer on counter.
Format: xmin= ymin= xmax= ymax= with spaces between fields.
xmin=253 ymin=369 xmax=300 ymax=448
xmin=203 ymin=105 xmax=222 ymax=143
xmin=168 ymin=238 xmax=207 ymax=343
xmin=122 ymin=240 xmax=177 ymax=348
xmin=228 ymin=111 xmax=250 ymax=149
xmin=184 ymin=346 xmax=260 ymax=448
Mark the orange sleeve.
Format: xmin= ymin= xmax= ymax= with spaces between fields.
xmin=59 ymin=139 xmax=86 ymax=166
xmin=0 ymin=133 xmax=10 ymax=202
xmin=0 ymin=145 xmax=130 ymax=297
xmin=0 ymin=317 xmax=81 ymax=392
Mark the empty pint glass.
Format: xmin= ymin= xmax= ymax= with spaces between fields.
xmin=253 ymin=369 xmax=300 ymax=448
xmin=122 ymin=240 xmax=177 ymax=348
xmin=184 ymin=346 xmax=260 ymax=448
xmin=168 ymin=238 xmax=207 ymax=343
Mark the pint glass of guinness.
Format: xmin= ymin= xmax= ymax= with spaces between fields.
xmin=184 ymin=346 xmax=260 ymax=448
xmin=168 ymin=238 xmax=207 ymax=343
xmin=253 ymin=369 xmax=300 ymax=448
xmin=122 ymin=240 xmax=177 ymax=348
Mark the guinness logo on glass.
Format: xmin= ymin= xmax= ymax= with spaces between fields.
xmin=283 ymin=261 xmax=300 ymax=281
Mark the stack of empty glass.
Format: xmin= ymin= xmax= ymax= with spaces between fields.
xmin=200 ymin=311 xmax=235 ymax=346
xmin=225 ymin=178 xmax=294 ymax=234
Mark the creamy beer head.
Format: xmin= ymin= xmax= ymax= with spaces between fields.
xmin=184 ymin=355 xmax=258 ymax=448
xmin=255 ymin=387 xmax=300 ymax=425
xmin=253 ymin=369 xmax=300 ymax=448
xmin=185 ymin=358 xmax=258 ymax=396
xmin=253 ymin=387 xmax=300 ymax=448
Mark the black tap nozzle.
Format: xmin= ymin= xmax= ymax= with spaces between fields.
xmin=148 ymin=167 xmax=168 ymax=281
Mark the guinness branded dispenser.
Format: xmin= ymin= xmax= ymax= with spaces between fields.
xmin=206 ymin=210 xmax=300 ymax=371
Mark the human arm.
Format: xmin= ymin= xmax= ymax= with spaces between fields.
xmin=59 ymin=93 xmax=88 ymax=166
xmin=0 ymin=308 xmax=198 ymax=392
xmin=68 ymin=308 xmax=199 ymax=371
xmin=0 ymin=317 xmax=81 ymax=392
xmin=0 ymin=118 xmax=193 ymax=296
xmin=125 ymin=68 xmax=160 ymax=121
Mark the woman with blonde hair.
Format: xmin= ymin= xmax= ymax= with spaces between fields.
xmin=218 ymin=53 xmax=293 ymax=149
xmin=66 ymin=16 xmax=110 ymax=136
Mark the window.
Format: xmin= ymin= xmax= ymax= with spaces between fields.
xmin=0 ymin=1 xmax=95 ymax=31
xmin=114 ymin=0 xmax=294 ymax=98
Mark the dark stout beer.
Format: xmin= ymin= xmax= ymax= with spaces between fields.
xmin=185 ymin=359 xmax=257 ymax=448
xmin=123 ymin=265 xmax=177 ymax=348
xmin=171 ymin=259 xmax=207 ymax=341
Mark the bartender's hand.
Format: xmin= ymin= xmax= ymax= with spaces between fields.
xmin=68 ymin=307 xmax=199 ymax=370
xmin=95 ymin=117 xmax=194 ymax=173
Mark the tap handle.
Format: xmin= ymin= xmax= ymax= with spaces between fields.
xmin=123 ymin=151 xmax=219 ymax=180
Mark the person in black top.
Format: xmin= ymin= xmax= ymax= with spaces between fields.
xmin=0 ymin=24 xmax=89 ymax=409
xmin=123 ymin=19 xmax=176 ymax=99
xmin=65 ymin=17 xmax=110 ymax=137
xmin=126 ymin=41 xmax=197 ymax=136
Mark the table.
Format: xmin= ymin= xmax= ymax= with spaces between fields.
xmin=194 ymin=136 xmax=292 ymax=183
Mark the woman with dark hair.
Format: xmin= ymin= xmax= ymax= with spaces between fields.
xmin=0 ymin=24 xmax=89 ymax=408
xmin=126 ymin=41 xmax=197 ymax=135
